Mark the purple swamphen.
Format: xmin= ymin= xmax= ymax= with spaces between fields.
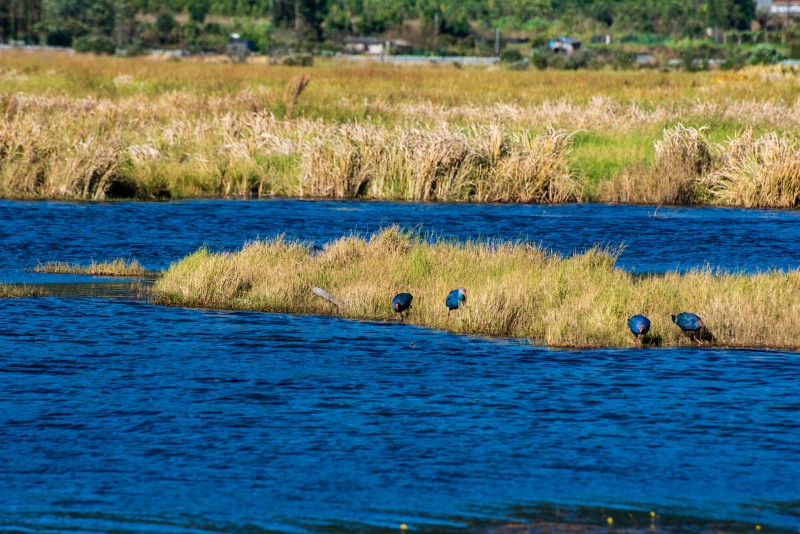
xmin=446 ymin=288 xmax=466 ymax=316
xmin=391 ymin=293 xmax=413 ymax=322
xmin=672 ymin=312 xmax=705 ymax=344
xmin=627 ymin=314 xmax=651 ymax=344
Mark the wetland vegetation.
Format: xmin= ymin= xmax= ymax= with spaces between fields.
xmin=152 ymin=226 xmax=800 ymax=349
xmin=2 ymin=52 xmax=800 ymax=207
xmin=0 ymin=284 xmax=48 ymax=298
xmin=32 ymin=258 xmax=152 ymax=277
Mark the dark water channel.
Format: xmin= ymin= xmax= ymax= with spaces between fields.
xmin=0 ymin=200 xmax=799 ymax=533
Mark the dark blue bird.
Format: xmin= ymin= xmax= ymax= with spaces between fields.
xmin=627 ymin=314 xmax=651 ymax=344
xmin=445 ymin=288 xmax=466 ymax=316
xmin=391 ymin=293 xmax=413 ymax=321
xmin=672 ymin=312 xmax=705 ymax=344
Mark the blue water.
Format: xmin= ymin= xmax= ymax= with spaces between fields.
xmin=1 ymin=200 xmax=799 ymax=533
xmin=2 ymin=200 xmax=800 ymax=282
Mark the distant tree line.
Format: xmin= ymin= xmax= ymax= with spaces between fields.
xmin=0 ymin=0 xmax=761 ymax=52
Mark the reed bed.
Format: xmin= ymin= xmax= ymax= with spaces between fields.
xmin=600 ymin=124 xmax=713 ymax=205
xmin=152 ymin=227 xmax=800 ymax=349
xmin=602 ymin=125 xmax=800 ymax=207
xmin=704 ymin=129 xmax=800 ymax=208
xmin=33 ymin=258 xmax=151 ymax=277
xmin=301 ymin=124 xmax=580 ymax=202
xmin=4 ymin=53 xmax=800 ymax=206
xmin=0 ymin=101 xmax=580 ymax=201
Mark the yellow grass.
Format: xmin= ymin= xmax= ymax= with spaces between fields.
xmin=32 ymin=258 xmax=151 ymax=277
xmin=600 ymin=124 xmax=713 ymax=205
xmin=0 ymin=284 xmax=48 ymax=298
xmin=602 ymin=125 xmax=800 ymax=207
xmin=3 ymin=52 xmax=800 ymax=206
xmin=704 ymin=129 xmax=800 ymax=208
xmin=153 ymin=227 xmax=800 ymax=349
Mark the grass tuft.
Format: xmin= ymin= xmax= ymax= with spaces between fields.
xmin=600 ymin=124 xmax=712 ymax=205
xmin=32 ymin=258 xmax=152 ymax=277
xmin=704 ymin=129 xmax=800 ymax=208
xmin=0 ymin=284 xmax=48 ymax=298
xmin=284 ymin=74 xmax=310 ymax=120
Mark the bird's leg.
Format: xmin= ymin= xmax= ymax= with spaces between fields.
xmin=632 ymin=333 xmax=639 ymax=345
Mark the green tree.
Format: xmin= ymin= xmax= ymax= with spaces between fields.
xmin=156 ymin=7 xmax=176 ymax=43
xmin=295 ymin=0 xmax=328 ymax=41
xmin=187 ymin=0 xmax=210 ymax=23
xmin=708 ymin=0 xmax=754 ymax=31
xmin=0 ymin=0 xmax=45 ymax=43
xmin=42 ymin=0 xmax=135 ymax=47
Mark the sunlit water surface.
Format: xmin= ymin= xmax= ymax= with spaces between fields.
xmin=0 ymin=200 xmax=798 ymax=532
xmin=2 ymin=200 xmax=800 ymax=280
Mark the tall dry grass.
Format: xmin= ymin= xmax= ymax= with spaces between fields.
xmin=0 ymin=111 xmax=124 ymax=199
xmin=0 ymin=91 xmax=581 ymax=201
xmin=603 ymin=125 xmax=800 ymax=208
xmin=284 ymin=74 xmax=310 ymax=120
xmin=300 ymin=124 xmax=580 ymax=202
xmin=4 ymin=54 xmax=800 ymax=205
xmin=600 ymin=124 xmax=712 ymax=205
xmin=153 ymin=227 xmax=800 ymax=349
xmin=704 ymin=129 xmax=800 ymax=208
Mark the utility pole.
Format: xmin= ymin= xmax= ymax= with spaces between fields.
xmin=494 ymin=28 xmax=500 ymax=56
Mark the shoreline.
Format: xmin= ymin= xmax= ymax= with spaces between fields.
xmin=3 ymin=270 xmax=798 ymax=350
xmin=1 ymin=195 xmax=799 ymax=214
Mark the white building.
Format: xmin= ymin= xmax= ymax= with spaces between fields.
xmin=764 ymin=0 xmax=800 ymax=15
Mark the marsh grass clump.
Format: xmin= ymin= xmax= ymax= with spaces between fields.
xmin=482 ymin=129 xmax=580 ymax=203
xmin=603 ymin=126 xmax=800 ymax=208
xmin=601 ymin=124 xmax=713 ymax=205
xmin=301 ymin=125 xmax=580 ymax=202
xmin=33 ymin=258 xmax=152 ymax=277
xmin=654 ymin=124 xmax=714 ymax=179
xmin=0 ymin=284 xmax=48 ymax=298
xmin=704 ymin=129 xmax=800 ymax=208
xmin=153 ymin=226 xmax=800 ymax=349
xmin=0 ymin=112 xmax=127 ymax=199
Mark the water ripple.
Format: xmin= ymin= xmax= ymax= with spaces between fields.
xmin=0 ymin=298 xmax=798 ymax=532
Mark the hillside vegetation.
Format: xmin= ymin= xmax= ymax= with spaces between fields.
xmin=0 ymin=0 xmax=773 ymax=57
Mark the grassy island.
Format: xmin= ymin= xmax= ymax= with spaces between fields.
xmin=152 ymin=227 xmax=800 ymax=349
